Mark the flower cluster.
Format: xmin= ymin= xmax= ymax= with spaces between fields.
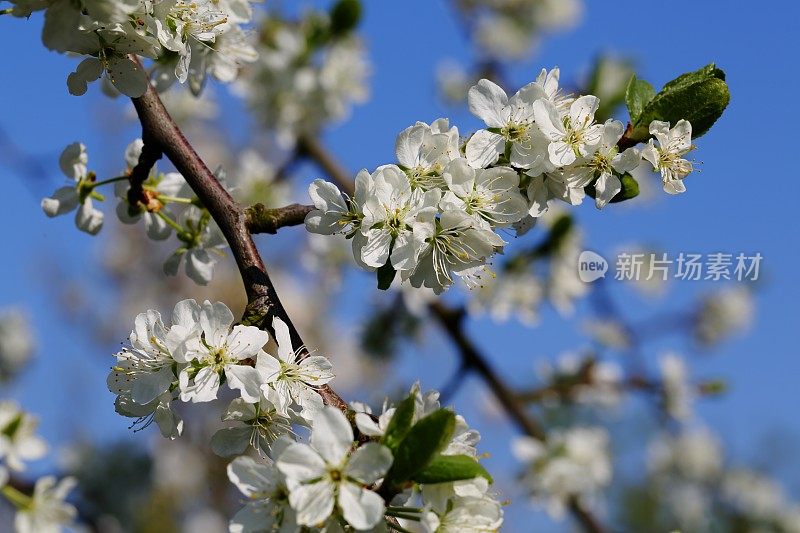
xmin=241 ymin=14 xmax=370 ymax=147
xmin=306 ymin=67 xmax=696 ymax=294
xmin=227 ymin=384 xmax=502 ymax=532
xmin=0 ymin=309 xmax=34 ymax=382
xmin=41 ymin=140 xmax=228 ymax=285
xmin=5 ymin=0 xmax=257 ymax=97
xmin=108 ymin=297 xmax=501 ymax=531
xmin=456 ymin=0 xmax=583 ymax=60
xmin=513 ymin=426 xmax=611 ymax=517
xmin=108 ymin=299 xmax=333 ymax=444
xmin=0 ymin=402 xmax=77 ymax=533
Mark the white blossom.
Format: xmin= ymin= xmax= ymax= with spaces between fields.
xmin=396 ymin=118 xmax=461 ymax=191
xmin=659 ymin=352 xmax=694 ymax=421
xmin=276 ymin=407 xmax=393 ymax=530
xmin=695 ymin=287 xmax=754 ymax=345
xmin=562 ymin=119 xmax=641 ymax=208
xmin=259 ymin=317 xmax=333 ymax=423
xmin=641 ymin=119 xmax=694 ymax=194
xmin=648 ymin=427 xmax=722 ymax=482
xmin=513 ymin=427 xmax=611 ymax=517
xmin=419 ymin=492 xmax=503 ymax=532
xmin=360 ymin=165 xmax=441 ymax=271
xmin=227 ymin=453 xmax=297 ymax=533
xmin=468 ymin=269 xmax=544 ymax=325
xmin=406 ymin=210 xmax=504 ymax=294
xmin=163 ymin=205 xmax=227 ymax=285
xmin=534 ymin=95 xmax=604 ymax=167
xmin=0 ymin=402 xmax=47 ymax=472
xmin=439 ymin=159 xmax=528 ymax=228
xmin=0 ymin=309 xmax=34 ymax=380
xmin=352 ymin=401 xmax=395 ymax=438
xmin=13 ymin=476 xmax=77 ymax=533
xmin=115 ymin=138 xmax=191 ymax=240
xmin=211 ymin=397 xmax=293 ymax=457
xmin=466 ymin=78 xmax=551 ymax=170
xmin=178 ymin=300 xmax=270 ymax=403
xmin=41 ymin=143 xmax=104 ymax=235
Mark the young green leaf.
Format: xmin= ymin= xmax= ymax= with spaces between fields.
xmin=330 ymin=0 xmax=362 ymax=36
xmin=412 ymin=454 xmax=493 ymax=484
xmin=384 ymin=409 xmax=456 ymax=487
xmin=585 ymin=173 xmax=640 ymax=204
xmin=381 ymin=394 xmax=416 ymax=452
xmin=630 ymin=64 xmax=730 ymax=141
xmin=377 ymin=261 xmax=396 ymax=291
xmin=625 ymin=75 xmax=656 ymax=124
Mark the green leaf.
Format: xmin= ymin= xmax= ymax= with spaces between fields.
xmin=376 ymin=262 xmax=396 ymax=291
xmin=661 ymin=63 xmax=725 ymax=93
xmin=381 ymin=394 xmax=416 ymax=452
xmin=625 ymin=75 xmax=656 ymax=124
xmin=330 ymin=0 xmax=362 ymax=36
xmin=630 ymin=63 xmax=730 ymax=141
xmin=412 ymin=454 xmax=493 ymax=484
xmin=611 ymin=173 xmax=640 ymax=203
xmin=585 ymin=173 xmax=640 ymax=204
xmin=384 ymin=409 xmax=456 ymax=487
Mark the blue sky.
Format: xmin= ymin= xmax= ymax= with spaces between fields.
xmin=0 ymin=0 xmax=798 ymax=530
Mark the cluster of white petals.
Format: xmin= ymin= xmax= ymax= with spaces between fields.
xmin=241 ymin=17 xmax=370 ymax=148
xmin=0 ymin=309 xmax=34 ymax=381
xmin=0 ymin=402 xmax=77 ymax=532
xmin=513 ymin=426 xmax=611 ymax=517
xmin=107 ymin=299 xmax=333 ymax=447
xmin=223 ymin=382 xmax=501 ymax=532
xmin=41 ymin=139 xmax=230 ymax=285
xmin=306 ymin=67 xmax=696 ymax=294
xmin=459 ymin=0 xmax=583 ymax=60
xmin=6 ymin=0 xmax=257 ymax=97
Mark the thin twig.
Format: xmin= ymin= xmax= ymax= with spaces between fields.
xmin=129 ymin=64 xmax=347 ymax=412
xmin=245 ymin=203 xmax=313 ymax=234
xmin=428 ymin=302 xmax=546 ymax=440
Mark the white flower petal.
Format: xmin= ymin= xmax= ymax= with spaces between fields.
xmin=200 ymin=300 xmax=234 ymax=348
xmin=227 ymin=325 xmax=270 ymax=360
xmin=310 ymin=407 xmax=353 ymax=466
xmin=344 ymin=443 xmax=393 ymax=484
xmin=468 ymin=79 xmax=508 ymax=128
xmin=75 ymin=200 xmax=104 ymax=235
xmin=227 ymin=456 xmax=280 ymax=497
xmin=41 ymin=187 xmax=79 ymax=217
xmin=290 ymin=480 xmax=336 ymax=527
xmin=277 ymin=443 xmax=327 ymax=481
xmin=465 ymin=129 xmax=504 ymax=169
xmin=338 ymin=481 xmax=385 ymax=530
xmin=225 ymin=364 xmax=265 ymax=403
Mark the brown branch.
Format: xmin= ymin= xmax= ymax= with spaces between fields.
xmin=245 ymin=203 xmax=313 ymax=234
xmin=297 ymin=135 xmax=355 ymax=195
xmin=429 ymin=302 xmax=546 ymax=440
xmin=126 ymin=136 xmax=162 ymax=208
xmin=297 ymin=135 xmax=606 ymax=533
xmin=129 ymin=72 xmax=347 ymax=412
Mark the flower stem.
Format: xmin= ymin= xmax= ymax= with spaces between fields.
xmin=384 ymin=509 xmax=422 ymax=521
xmin=156 ymin=211 xmax=185 ymax=233
xmin=386 ymin=506 xmax=422 ymax=514
xmin=90 ymin=175 xmax=129 ymax=188
xmin=158 ymin=195 xmax=194 ymax=205
xmin=1 ymin=484 xmax=32 ymax=509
